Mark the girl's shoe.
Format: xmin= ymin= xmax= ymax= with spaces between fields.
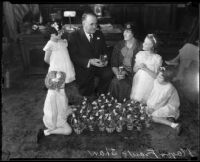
xmin=37 ymin=129 xmax=45 ymax=144
xmin=174 ymin=124 xmax=182 ymax=136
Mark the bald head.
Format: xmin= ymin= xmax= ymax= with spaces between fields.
xmin=82 ymin=13 xmax=97 ymax=34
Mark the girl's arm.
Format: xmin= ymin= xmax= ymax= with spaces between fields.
xmin=133 ymin=51 xmax=143 ymax=73
xmin=141 ymin=55 xmax=162 ymax=78
xmin=44 ymin=50 xmax=52 ymax=64
xmin=133 ymin=64 xmax=142 ymax=73
xmin=141 ymin=65 xmax=158 ymax=79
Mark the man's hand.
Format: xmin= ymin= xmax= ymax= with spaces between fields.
xmin=90 ymin=58 xmax=105 ymax=67
xmin=102 ymin=60 xmax=108 ymax=67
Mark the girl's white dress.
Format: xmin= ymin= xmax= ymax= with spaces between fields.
xmin=43 ymin=89 xmax=71 ymax=129
xmin=146 ymin=79 xmax=180 ymax=120
xmin=130 ymin=51 xmax=162 ymax=103
xmin=43 ymin=39 xmax=75 ymax=84
xmin=42 ymin=39 xmax=74 ymax=130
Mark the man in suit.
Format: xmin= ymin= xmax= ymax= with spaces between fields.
xmin=68 ymin=12 xmax=113 ymax=97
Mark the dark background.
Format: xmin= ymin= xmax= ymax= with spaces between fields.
xmin=39 ymin=3 xmax=198 ymax=41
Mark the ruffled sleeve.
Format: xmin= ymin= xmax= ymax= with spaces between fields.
xmin=61 ymin=39 xmax=68 ymax=47
xmin=43 ymin=41 xmax=53 ymax=52
xmin=154 ymin=54 xmax=162 ymax=73
xmin=134 ymin=51 xmax=145 ymax=67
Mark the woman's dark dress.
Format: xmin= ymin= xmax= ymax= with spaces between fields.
xmin=109 ymin=40 xmax=142 ymax=102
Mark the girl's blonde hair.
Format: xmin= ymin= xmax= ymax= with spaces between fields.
xmin=146 ymin=34 xmax=159 ymax=53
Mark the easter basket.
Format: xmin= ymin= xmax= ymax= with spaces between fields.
xmin=45 ymin=71 xmax=66 ymax=90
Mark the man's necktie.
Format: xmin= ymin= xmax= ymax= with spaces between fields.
xmin=89 ymin=34 xmax=94 ymax=45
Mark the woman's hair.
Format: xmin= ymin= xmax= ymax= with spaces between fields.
xmin=146 ymin=34 xmax=159 ymax=53
xmin=159 ymin=66 xmax=175 ymax=82
xmin=123 ymin=22 xmax=138 ymax=39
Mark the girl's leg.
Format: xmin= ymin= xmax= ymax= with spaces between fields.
xmin=50 ymin=92 xmax=58 ymax=130
xmin=47 ymin=122 xmax=72 ymax=135
xmin=152 ymin=116 xmax=182 ymax=135
xmin=152 ymin=116 xmax=179 ymax=128
xmin=173 ymin=60 xmax=190 ymax=83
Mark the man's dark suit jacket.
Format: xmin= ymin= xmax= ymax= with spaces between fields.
xmin=68 ymin=27 xmax=108 ymax=85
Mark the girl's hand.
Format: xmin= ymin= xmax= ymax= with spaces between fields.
xmin=51 ymin=125 xmax=57 ymax=130
xmin=147 ymin=108 xmax=154 ymax=114
xmin=140 ymin=63 xmax=147 ymax=69
xmin=52 ymin=78 xmax=59 ymax=82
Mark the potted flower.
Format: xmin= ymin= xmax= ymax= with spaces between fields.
xmin=71 ymin=114 xmax=85 ymax=134
xmin=105 ymin=114 xmax=116 ymax=133
xmin=98 ymin=115 xmax=105 ymax=132
xmin=87 ymin=116 xmax=96 ymax=131
xmin=126 ymin=114 xmax=134 ymax=131
xmin=116 ymin=116 xmax=125 ymax=133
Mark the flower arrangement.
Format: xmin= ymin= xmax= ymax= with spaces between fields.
xmin=104 ymin=114 xmax=116 ymax=133
xmin=45 ymin=71 xmax=66 ymax=90
xmin=68 ymin=93 xmax=150 ymax=134
xmin=51 ymin=22 xmax=59 ymax=31
xmin=32 ymin=24 xmax=39 ymax=31
xmin=98 ymin=115 xmax=105 ymax=132
xmin=116 ymin=116 xmax=125 ymax=132
xmin=87 ymin=115 xmax=96 ymax=131
xmin=70 ymin=113 xmax=85 ymax=134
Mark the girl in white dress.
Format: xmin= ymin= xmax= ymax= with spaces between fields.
xmin=130 ymin=34 xmax=162 ymax=103
xmin=146 ymin=66 xmax=181 ymax=135
xmin=38 ymin=23 xmax=75 ymax=139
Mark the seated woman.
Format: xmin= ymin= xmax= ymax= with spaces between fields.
xmin=165 ymin=39 xmax=199 ymax=82
xmin=146 ymin=66 xmax=181 ymax=135
xmin=165 ymin=39 xmax=199 ymax=103
xmin=109 ymin=23 xmax=142 ymax=102
xmin=130 ymin=34 xmax=162 ymax=103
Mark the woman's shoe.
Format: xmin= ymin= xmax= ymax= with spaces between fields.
xmin=165 ymin=60 xmax=179 ymax=66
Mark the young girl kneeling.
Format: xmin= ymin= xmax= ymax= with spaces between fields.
xmin=37 ymin=23 xmax=75 ymax=142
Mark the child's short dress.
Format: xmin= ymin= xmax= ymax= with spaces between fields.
xmin=146 ymin=79 xmax=180 ymax=120
xmin=43 ymin=39 xmax=75 ymax=84
xmin=42 ymin=39 xmax=74 ymax=130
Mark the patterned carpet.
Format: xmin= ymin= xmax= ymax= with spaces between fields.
xmin=2 ymin=76 xmax=199 ymax=160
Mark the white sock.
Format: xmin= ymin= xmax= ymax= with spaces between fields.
xmin=171 ymin=123 xmax=178 ymax=128
xmin=44 ymin=129 xmax=51 ymax=136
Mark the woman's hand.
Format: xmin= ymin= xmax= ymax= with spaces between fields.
xmin=117 ymin=71 xmax=126 ymax=80
xmin=134 ymin=63 xmax=146 ymax=72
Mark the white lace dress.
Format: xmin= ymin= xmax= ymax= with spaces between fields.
xmin=130 ymin=51 xmax=162 ymax=103
xmin=42 ymin=39 xmax=74 ymax=129
xmin=146 ymin=79 xmax=180 ymax=120
xmin=43 ymin=39 xmax=75 ymax=84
